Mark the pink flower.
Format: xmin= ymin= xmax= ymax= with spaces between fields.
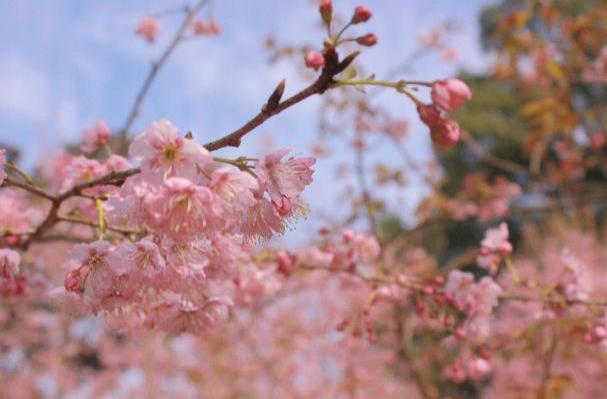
xmin=356 ymin=33 xmax=378 ymax=47
xmin=445 ymin=271 xmax=501 ymax=317
xmin=80 ymin=120 xmax=111 ymax=153
xmin=145 ymin=177 xmax=224 ymax=239
xmin=300 ymin=246 xmax=334 ymax=267
xmin=209 ymin=168 xmax=258 ymax=221
xmin=373 ymin=284 xmax=401 ymax=303
xmin=0 ymin=190 xmax=43 ymax=235
xmin=305 ymin=50 xmax=325 ymax=70
xmin=467 ymin=357 xmax=492 ymax=380
xmin=472 ymin=277 xmax=502 ymax=316
xmin=129 ymin=119 xmax=212 ymax=183
xmin=241 ymin=197 xmax=284 ymax=240
xmin=145 ymin=295 xmax=232 ymax=334
xmin=115 ymin=239 xmax=166 ymax=287
xmin=235 ymin=268 xmax=280 ymax=305
xmin=445 ymin=270 xmax=475 ymax=310
xmin=477 ymin=222 xmax=512 ymax=274
xmin=104 ymin=154 xmax=132 ymax=172
xmin=351 ymin=6 xmax=372 ymax=24
xmin=62 ymin=241 xmax=131 ymax=309
xmin=60 ymin=156 xmax=107 ymax=191
xmin=431 ymin=79 xmax=472 ymax=112
xmin=430 ymin=119 xmax=461 ymax=148
xmin=255 ymin=148 xmax=315 ymax=204
xmin=136 ymin=17 xmax=160 ymax=43
xmin=0 ymin=148 xmax=6 ymax=185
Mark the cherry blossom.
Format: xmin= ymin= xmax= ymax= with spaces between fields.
xmin=477 ymin=222 xmax=512 ymax=274
xmin=80 ymin=120 xmax=111 ymax=153
xmin=129 ymin=119 xmax=212 ymax=183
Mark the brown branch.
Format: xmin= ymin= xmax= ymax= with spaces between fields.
xmin=56 ymin=215 xmax=143 ymax=236
xmin=117 ymin=0 xmax=210 ymax=151
xmin=2 ymin=177 xmax=56 ymax=201
xmin=203 ymin=50 xmax=359 ymax=151
xmin=56 ymin=168 xmax=141 ymax=201
xmin=16 ymin=168 xmax=141 ymax=248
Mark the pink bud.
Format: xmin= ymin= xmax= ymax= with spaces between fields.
xmin=351 ymin=6 xmax=372 ymax=24
xmin=431 ymin=78 xmax=472 ymax=112
xmin=416 ymin=103 xmax=443 ymax=127
xmin=356 ymin=33 xmax=378 ymax=47
xmin=319 ymin=1 xmax=332 ymax=25
xmin=305 ymin=50 xmax=325 ymax=70
xmin=430 ymin=119 xmax=461 ymax=148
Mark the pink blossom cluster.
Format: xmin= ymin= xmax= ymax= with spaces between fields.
xmin=80 ymin=120 xmax=111 ymax=153
xmin=305 ymin=3 xmax=377 ymax=71
xmin=416 ymin=78 xmax=472 ymax=148
xmin=477 ymin=222 xmax=513 ymax=274
xmin=445 ymin=270 xmax=502 ymax=320
xmin=57 ymin=119 xmax=315 ymax=333
xmin=0 ymin=189 xmax=44 ymax=241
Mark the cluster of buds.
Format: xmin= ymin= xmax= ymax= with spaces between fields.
xmin=189 ymin=18 xmax=221 ymax=36
xmin=304 ymin=2 xmax=377 ymax=71
xmin=416 ymin=78 xmax=472 ymax=148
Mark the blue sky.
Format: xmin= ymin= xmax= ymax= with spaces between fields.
xmin=0 ymin=0 xmax=495 ymax=242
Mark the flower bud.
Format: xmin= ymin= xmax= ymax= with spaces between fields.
xmin=356 ymin=33 xmax=377 ymax=47
xmin=351 ymin=5 xmax=372 ymax=24
xmin=416 ymin=103 xmax=443 ymax=127
xmin=430 ymin=119 xmax=461 ymax=148
xmin=431 ymin=78 xmax=472 ymax=112
xmin=304 ymin=50 xmax=325 ymax=70
xmin=319 ymin=1 xmax=332 ymax=25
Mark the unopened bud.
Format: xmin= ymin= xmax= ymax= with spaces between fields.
xmin=356 ymin=33 xmax=378 ymax=47
xmin=319 ymin=1 xmax=333 ymax=25
xmin=351 ymin=5 xmax=372 ymax=24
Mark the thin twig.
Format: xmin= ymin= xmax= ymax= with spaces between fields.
xmin=117 ymin=0 xmax=210 ymax=151
xmin=203 ymin=49 xmax=359 ymax=151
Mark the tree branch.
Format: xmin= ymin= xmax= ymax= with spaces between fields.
xmin=203 ymin=50 xmax=359 ymax=151
xmin=117 ymin=0 xmax=210 ymax=151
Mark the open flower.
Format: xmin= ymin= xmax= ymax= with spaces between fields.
xmin=129 ymin=119 xmax=212 ymax=183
